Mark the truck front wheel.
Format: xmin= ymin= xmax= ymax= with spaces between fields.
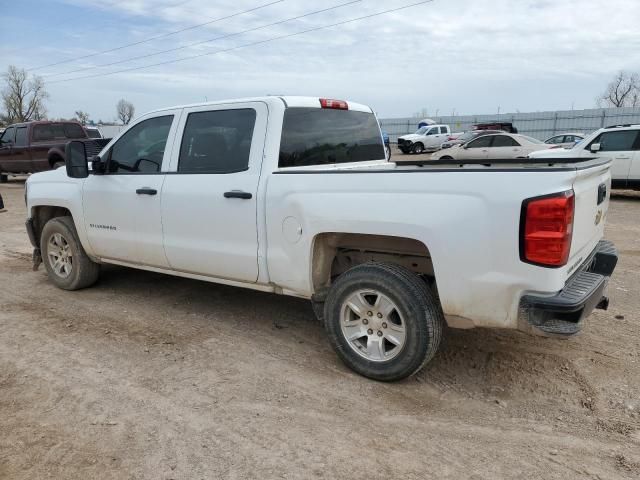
xmin=324 ymin=263 xmax=443 ymax=381
xmin=41 ymin=216 xmax=100 ymax=290
xmin=412 ymin=143 xmax=425 ymax=154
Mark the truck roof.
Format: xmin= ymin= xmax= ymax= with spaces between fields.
xmin=147 ymin=96 xmax=374 ymax=116
xmin=7 ymin=120 xmax=84 ymax=129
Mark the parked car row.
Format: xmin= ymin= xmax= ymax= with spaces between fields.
xmin=432 ymin=133 xmax=556 ymax=160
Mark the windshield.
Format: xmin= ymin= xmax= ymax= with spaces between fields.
xmin=456 ymin=132 xmax=476 ymax=142
xmin=415 ymin=127 xmax=428 ymax=135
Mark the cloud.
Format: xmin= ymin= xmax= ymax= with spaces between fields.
xmin=2 ymin=0 xmax=639 ymax=119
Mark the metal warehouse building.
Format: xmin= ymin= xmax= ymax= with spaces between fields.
xmin=380 ymin=107 xmax=640 ymax=142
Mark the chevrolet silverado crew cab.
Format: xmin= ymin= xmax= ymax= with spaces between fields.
xmin=0 ymin=121 xmax=109 ymax=182
xmin=24 ymin=96 xmax=618 ymax=381
xmin=397 ymin=124 xmax=453 ymax=154
xmin=530 ymin=124 xmax=640 ymax=190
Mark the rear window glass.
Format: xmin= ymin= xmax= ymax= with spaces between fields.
xmin=85 ymin=128 xmax=102 ymax=139
xmin=279 ymin=108 xmax=385 ymax=168
xmin=33 ymin=123 xmax=87 ymax=141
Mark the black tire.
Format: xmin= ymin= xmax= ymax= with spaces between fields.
xmin=0 ymin=174 xmax=7 ymax=183
xmin=41 ymin=216 xmax=100 ymax=290
xmin=385 ymin=144 xmax=392 ymax=160
xmin=412 ymin=143 xmax=425 ymax=154
xmin=440 ymin=156 xmax=454 ymax=160
xmin=324 ymin=263 xmax=444 ymax=381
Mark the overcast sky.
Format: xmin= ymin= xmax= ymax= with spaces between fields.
xmin=1 ymin=0 xmax=640 ymax=122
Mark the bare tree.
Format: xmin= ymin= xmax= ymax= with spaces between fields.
xmin=1 ymin=65 xmax=48 ymax=123
xmin=116 ymin=99 xmax=135 ymax=125
xmin=74 ymin=110 xmax=90 ymax=125
xmin=598 ymin=71 xmax=640 ymax=108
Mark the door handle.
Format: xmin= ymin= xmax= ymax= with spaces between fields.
xmin=136 ymin=188 xmax=157 ymax=195
xmin=224 ymin=191 xmax=252 ymax=200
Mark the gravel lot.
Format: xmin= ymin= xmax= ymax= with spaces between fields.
xmin=1 ymin=178 xmax=639 ymax=479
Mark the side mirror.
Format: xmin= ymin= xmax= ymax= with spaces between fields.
xmin=65 ymin=141 xmax=89 ymax=178
xmin=590 ymin=143 xmax=601 ymax=153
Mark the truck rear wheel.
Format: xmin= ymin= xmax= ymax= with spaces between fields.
xmin=41 ymin=216 xmax=100 ymax=290
xmin=324 ymin=263 xmax=443 ymax=381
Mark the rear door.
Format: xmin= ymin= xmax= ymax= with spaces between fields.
xmin=486 ymin=134 xmax=523 ymax=159
xmin=161 ymin=102 xmax=267 ymax=282
xmin=10 ymin=126 xmax=31 ymax=172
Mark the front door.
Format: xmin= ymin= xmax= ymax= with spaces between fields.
xmin=0 ymin=127 xmax=16 ymax=172
xmin=82 ymin=111 xmax=181 ymax=267
xmin=161 ymin=102 xmax=267 ymax=283
xmin=586 ymin=130 xmax=639 ymax=186
xmin=11 ymin=126 xmax=32 ymax=172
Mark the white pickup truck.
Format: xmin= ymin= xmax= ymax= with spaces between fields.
xmin=24 ymin=96 xmax=618 ymax=381
xmin=397 ymin=124 xmax=454 ymax=154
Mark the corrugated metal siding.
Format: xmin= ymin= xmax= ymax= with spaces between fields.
xmin=379 ymin=107 xmax=640 ymax=142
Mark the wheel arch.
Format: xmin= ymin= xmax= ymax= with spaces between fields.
xmin=30 ymin=205 xmax=74 ymax=250
xmin=310 ymin=232 xmax=436 ymax=298
xmin=47 ymin=147 xmax=65 ymax=168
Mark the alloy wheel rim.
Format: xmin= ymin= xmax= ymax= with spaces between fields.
xmin=340 ymin=289 xmax=406 ymax=362
xmin=47 ymin=233 xmax=73 ymax=278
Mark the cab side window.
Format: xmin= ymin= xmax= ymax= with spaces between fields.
xmin=492 ymin=135 xmax=520 ymax=147
xmin=588 ymin=131 xmax=638 ymax=152
xmin=106 ymin=116 xmax=174 ymax=174
xmin=426 ymin=128 xmax=439 ymax=136
xmin=178 ymin=109 xmax=256 ymax=174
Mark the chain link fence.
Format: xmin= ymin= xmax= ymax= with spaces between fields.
xmin=380 ymin=107 xmax=640 ymax=143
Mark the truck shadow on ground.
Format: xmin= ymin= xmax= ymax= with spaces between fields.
xmin=93 ymin=263 xmax=598 ymax=413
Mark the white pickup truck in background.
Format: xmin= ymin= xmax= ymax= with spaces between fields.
xmin=397 ymin=124 xmax=455 ymax=154
xmin=24 ymin=96 xmax=618 ymax=381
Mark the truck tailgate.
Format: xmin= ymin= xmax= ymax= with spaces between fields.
xmin=568 ymin=160 xmax=612 ymax=273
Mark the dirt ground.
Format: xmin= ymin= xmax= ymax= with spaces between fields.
xmin=1 ymin=177 xmax=639 ymax=480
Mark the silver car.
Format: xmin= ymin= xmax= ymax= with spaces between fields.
xmin=544 ymin=133 xmax=584 ymax=149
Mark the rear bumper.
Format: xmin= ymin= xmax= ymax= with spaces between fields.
xmin=519 ymin=240 xmax=618 ymax=336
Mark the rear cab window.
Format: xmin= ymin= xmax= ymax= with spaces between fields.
xmin=279 ymin=107 xmax=385 ymax=168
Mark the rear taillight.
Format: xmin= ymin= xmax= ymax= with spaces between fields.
xmin=520 ymin=191 xmax=575 ymax=267
xmin=320 ymin=98 xmax=348 ymax=110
